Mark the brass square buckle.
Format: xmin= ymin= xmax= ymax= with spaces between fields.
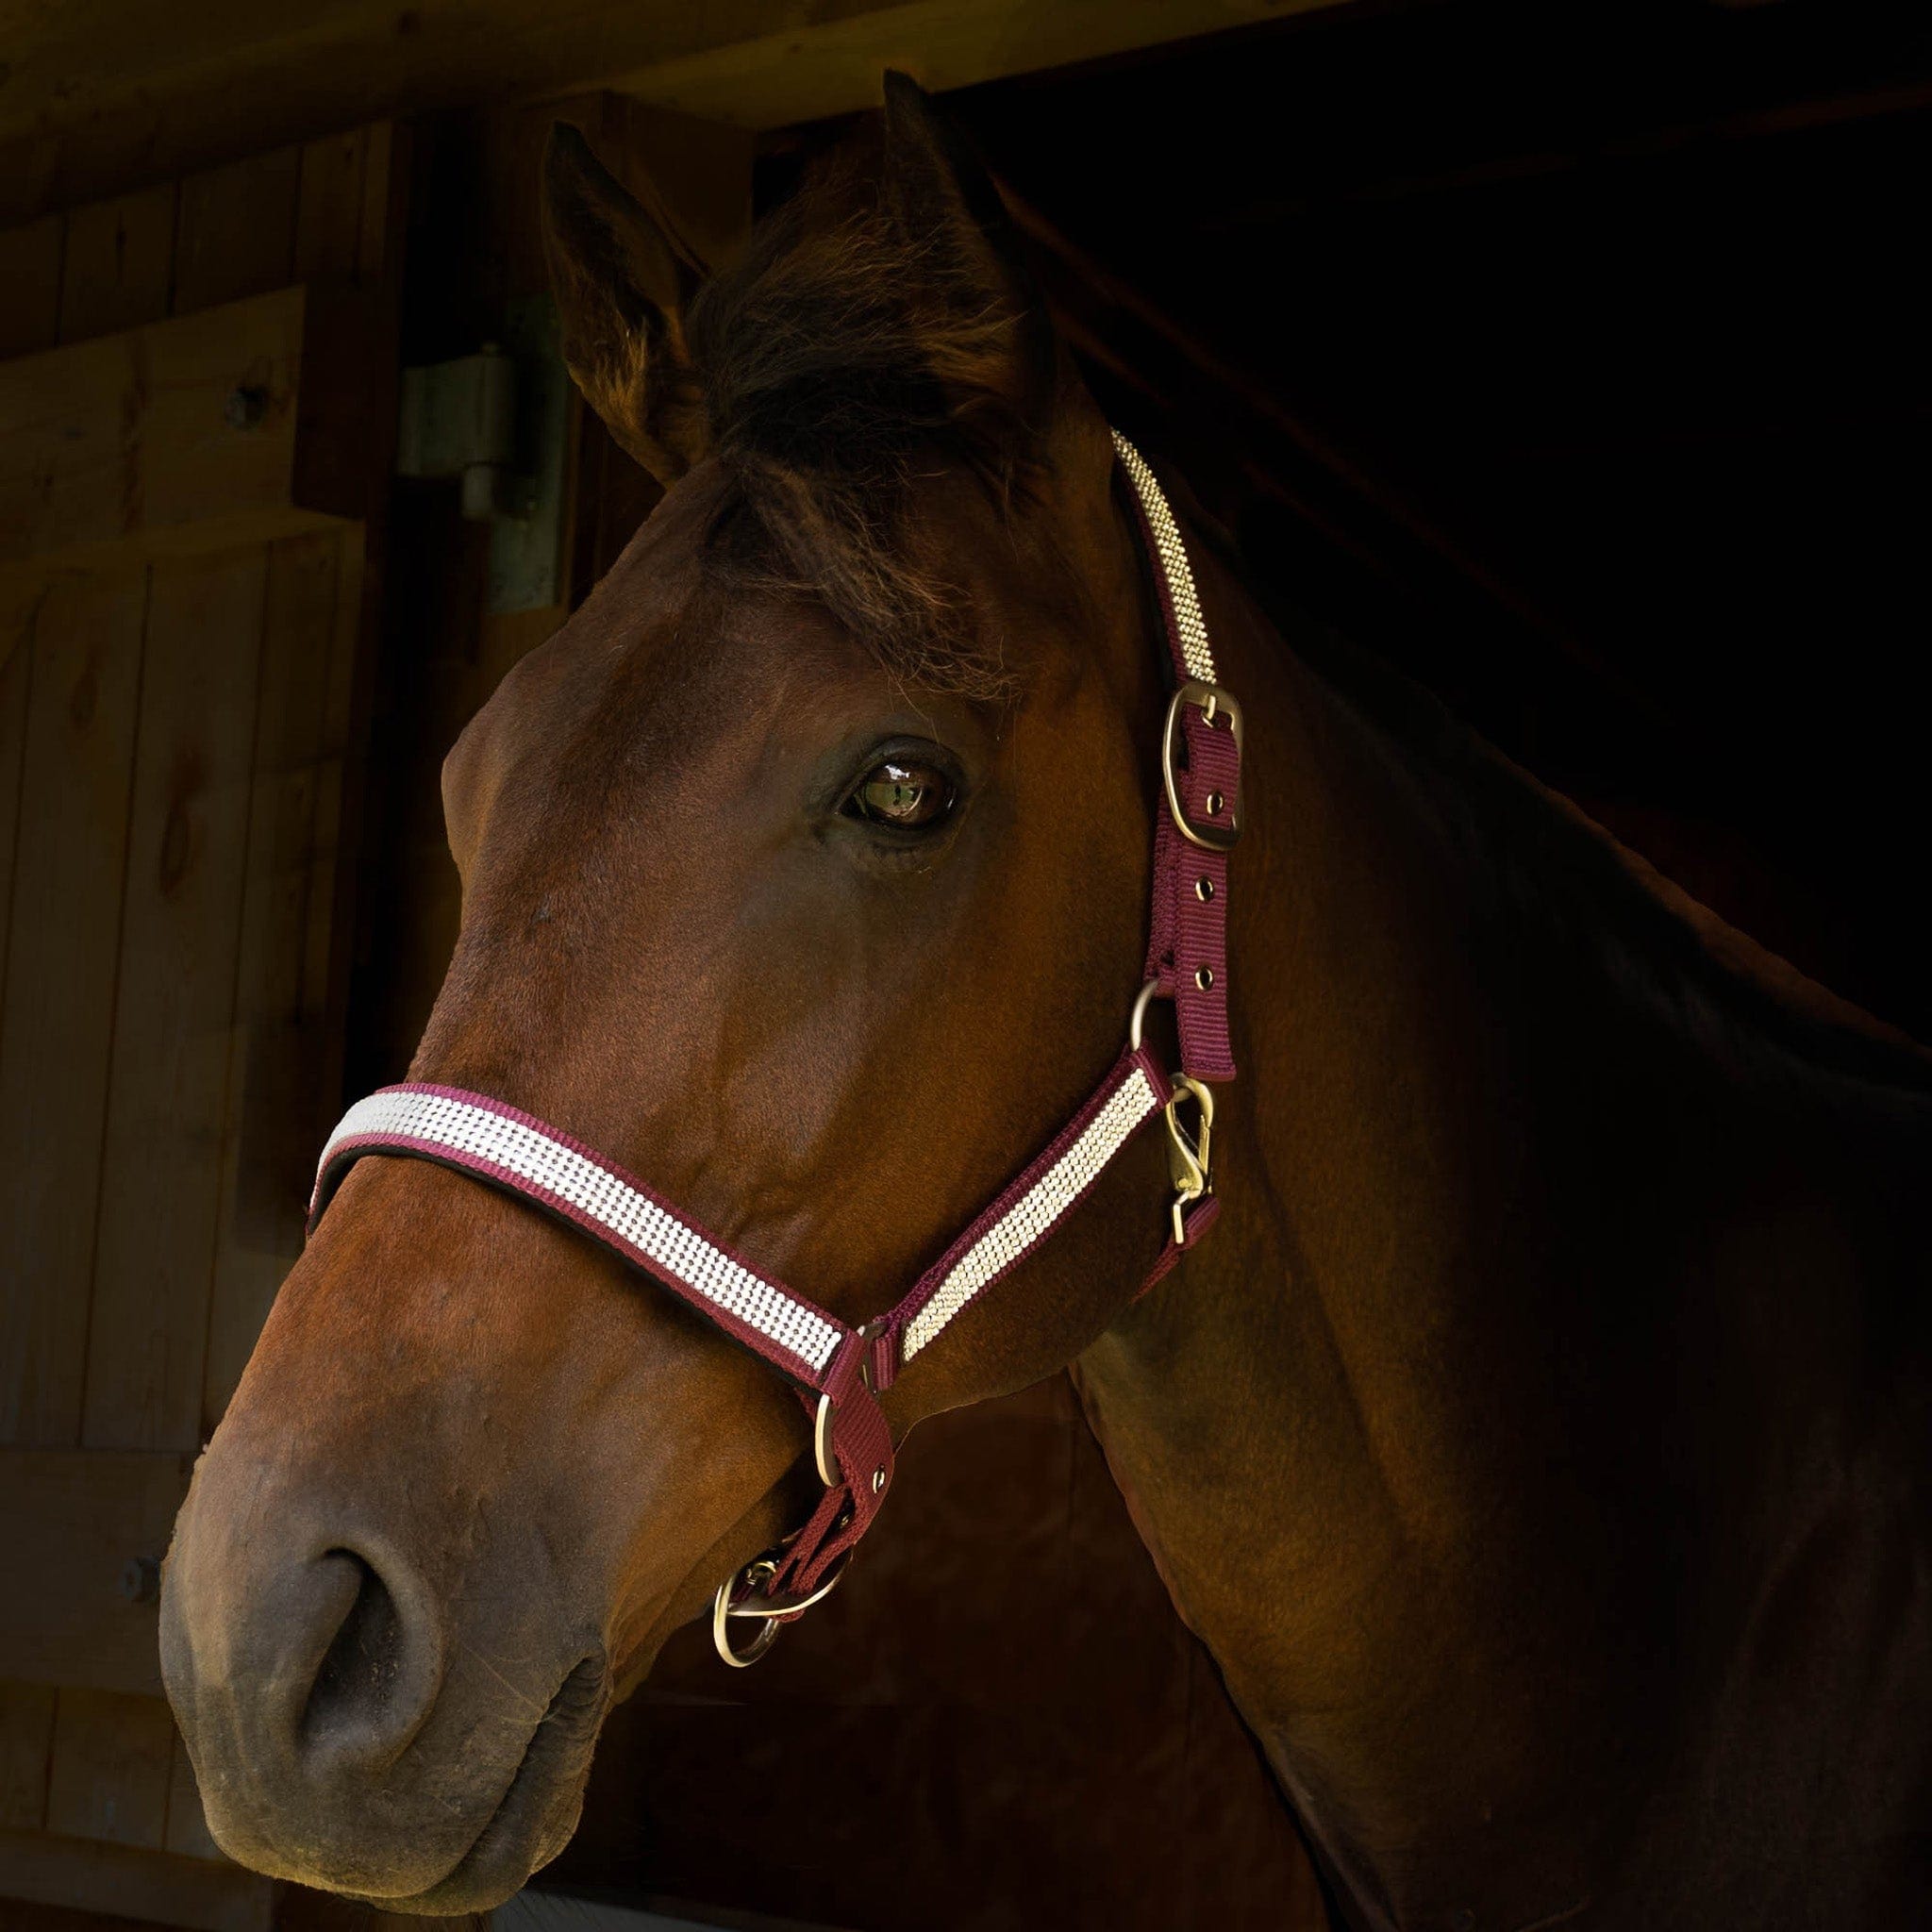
xmin=1161 ymin=681 xmax=1243 ymax=852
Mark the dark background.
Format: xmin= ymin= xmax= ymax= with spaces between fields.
xmin=932 ymin=0 xmax=1931 ymax=1044
xmin=534 ymin=5 xmax=1932 ymax=1925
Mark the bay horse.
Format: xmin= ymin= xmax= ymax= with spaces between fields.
xmin=160 ymin=76 xmax=1932 ymax=1927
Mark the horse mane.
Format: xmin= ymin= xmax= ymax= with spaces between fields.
xmin=683 ymin=135 xmax=1042 ymax=699
xmin=1159 ymin=485 xmax=1932 ymax=1107
xmin=681 ymin=146 xmax=1924 ymax=1102
xmin=1321 ymin=613 xmax=1932 ymax=1108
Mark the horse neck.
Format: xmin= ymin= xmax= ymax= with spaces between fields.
xmin=1074 ymin=551 xmax=1866 ymax=1926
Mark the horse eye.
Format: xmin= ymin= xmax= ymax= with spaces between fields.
xmin=846 ymin=760 xmax=955 ymax=829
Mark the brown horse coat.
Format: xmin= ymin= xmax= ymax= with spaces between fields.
xmin=161 ymin=77 xmax=1931 ymax=1927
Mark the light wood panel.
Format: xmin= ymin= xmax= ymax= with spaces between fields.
xmin=0 ymin=284 xmax=387 ymax=578
xmin=57 ymin=187 xmax=177 ymax=345
xmin=0 ymin=572 xmax=148 ymax=1447
xmin=0 ymin=216 xmax=63 ymax=358
xmin=84 ymin=551 xmax=269 ymax=1453
xmin=0 ymin=1451 xmax=192 ymax=1696
xmin=45 ymin=1692 xmax=175 ymax=1850
xmin=0 ymin=1830 xmax=271 ymax=1932
xmin=172 ymin=152 xmax=301 ymax=319
xmin=0 ymin=119 xmax=402 ymax=1930
xmin=162 ymin=1734 xmax=221 ymax=1864
xmin=203 ymin=532 xmax=357 ymax=1432
xmin=0 ymin=594 xmax=31 ymax=1011
xmin=0 ymin=1683 xmax=56 ymax=1830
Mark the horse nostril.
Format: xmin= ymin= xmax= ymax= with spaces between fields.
xmin=300 ymin=1550 xmax=424 ymax=1758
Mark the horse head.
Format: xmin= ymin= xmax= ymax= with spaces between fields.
xmin=160 ymin=77 xmax=1190 ymax=1912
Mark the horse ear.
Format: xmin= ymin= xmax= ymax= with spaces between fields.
xmin=879 ymin=71 xmax=1058 ymax=435
xmin=541 ymin=123 xmax=710 ymax=484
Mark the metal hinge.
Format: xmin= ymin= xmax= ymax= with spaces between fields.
xmin=396 ymin=295 xmax=571 ymax=613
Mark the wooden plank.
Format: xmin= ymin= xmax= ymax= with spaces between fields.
xmin=57 ymin=187 xmax=177 ymax=344
xmin=204 ymin=533 xmax=344 ymax=1432
xmin=0 ymin=1451 xmax=192 ymax=1696
xmin=0 ymin=285 xmax=382 ymax=578
xmin=293 ymin=129 xmax=369 ymax=283
xmin=0 ymin=570 xmax=147 ymax=1448
xmin=173 ymin=150 xmax=300 ymax=317
xmin=0 ymin=0 xmax=1344 ymax=225
xmin=0 ymin=1899 xmax=175 ymax=1932
xmin=0 ymin=591 xmax=31 ymax=1014
xmin=0 ymin=216 xmax=64 ymax=359
xmin=0 ymin=1683 xmax=56 ymax=1830
xmin=0 ymin=1828 xmax=271 ymax=1932
xmin=85 ymin=550 xmax=268 ymax=1453
xmin=163 ymin=1732 xmax=222 ymax=1864
xmin=45 ymin=1690 xmax=174 ymax=1850
xmin=356 ymin=123 xmax=403 ymax=285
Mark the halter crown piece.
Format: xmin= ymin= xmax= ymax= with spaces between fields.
xmin=308 ymin=432 xmax=1243 ymax=1665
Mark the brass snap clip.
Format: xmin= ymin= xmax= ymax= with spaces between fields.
xmin=1162 ymin=1074 xmax=1215 ymax=1247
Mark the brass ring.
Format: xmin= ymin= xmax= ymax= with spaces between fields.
xmin=709 ymin=1550 xmax=855 ymax=1669
xmin=711 ymin=1558 xmax=782 ymax=1669
xmin=813 ymin=1391 xmax=838 ymax=1488
xmin=723 ymin=1550 xmax=854 ymax=1623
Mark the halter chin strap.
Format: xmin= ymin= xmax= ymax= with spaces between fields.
xmin=307 ymin=431 xmax=1241 ymax=1666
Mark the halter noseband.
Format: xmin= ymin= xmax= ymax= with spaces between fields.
xmin=308 ymin=431 xmax=1242 ymax=1667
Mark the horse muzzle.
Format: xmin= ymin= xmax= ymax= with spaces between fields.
xmin=160 ymin=1429 xmax=609 ymax=1911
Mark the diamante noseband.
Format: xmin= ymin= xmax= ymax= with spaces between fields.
xmin=308 ymin=431 xmax=1243 ymax=1666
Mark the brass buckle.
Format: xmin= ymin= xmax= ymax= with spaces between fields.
xmin=1162 ymin=1074 xmax=1215 ymax=1247
xmin=1160 ymin=681 xmax=1243 ymax=852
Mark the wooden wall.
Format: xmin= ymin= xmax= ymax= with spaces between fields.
xmin=0 ymin=126 xmax=403 ymax=1932
xmin=1 ymin=80 xmax=1317 ymax=1932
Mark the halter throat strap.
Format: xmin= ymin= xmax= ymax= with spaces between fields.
xmin=306 ymin=431 xmax=1241 ymax=1660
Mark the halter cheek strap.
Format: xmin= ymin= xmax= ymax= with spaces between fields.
xmin=307 ymin=431 xmax=1241 ymax=1665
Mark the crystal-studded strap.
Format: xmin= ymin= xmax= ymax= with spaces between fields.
xmin=308 ymin=1085 xmax=848 ymax=1383
xmin=891 ymin=1046 xmax=1165 ymax=1364
xmin=1112 ymin=432 xmax=1239 ymax=1084
xmin=1112 ymin=430 xmax=1215 ymax=687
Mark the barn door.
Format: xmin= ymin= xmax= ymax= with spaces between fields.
xmin=0 ymin=127 xmax=404 ymax=1932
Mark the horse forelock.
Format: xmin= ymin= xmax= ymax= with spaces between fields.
xmin=682 ymin=138 xmax=1051 ymax=702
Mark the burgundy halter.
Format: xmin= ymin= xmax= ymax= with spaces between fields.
xmin=308 ymin=431 xmax=1243 ymax=1666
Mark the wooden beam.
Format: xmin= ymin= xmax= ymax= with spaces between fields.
xmin=0 ymin=1828 xmax=270 ymax=1932
xmin=0 ymin=283 xmax=384 ymax=579
xmin=601 ymin=0 xmax=1343 ymax=129
xmin=0 ymin=0 xmax=1348 ymax=225
xmin=0 ymin=1451 xmax=193 ymax=1696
